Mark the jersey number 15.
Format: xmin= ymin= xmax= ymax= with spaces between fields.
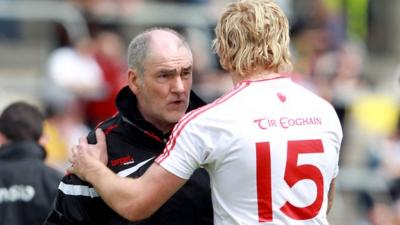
xmin=256 ymin=139 xmax=324 ymax=222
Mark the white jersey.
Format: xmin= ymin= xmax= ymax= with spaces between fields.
xmin=156 ymin=77 xmax=342 ymax=225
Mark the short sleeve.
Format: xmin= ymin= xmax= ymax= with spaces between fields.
xmin=155 ymin=120 xmax=206 ymax=180
xmin=332 ymin=115 xmax=343 ymax=178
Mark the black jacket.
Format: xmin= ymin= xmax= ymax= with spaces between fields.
xmin=0 ymin=141 xmax=62 ymax=225
xmin=44 ymin=86 xmax=213 ymax=225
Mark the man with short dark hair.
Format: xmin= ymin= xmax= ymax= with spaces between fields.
xmin=0 ymin=101 xmax=62 ymax=225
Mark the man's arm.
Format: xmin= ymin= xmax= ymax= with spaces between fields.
xmin=327 ymin=178 xmax=336 ymax=214
xmin=69 ymin=129 xmax=186 ymax=221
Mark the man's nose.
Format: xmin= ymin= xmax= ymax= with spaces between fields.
xmin=171 ymin=77 xmax=185 ymax=93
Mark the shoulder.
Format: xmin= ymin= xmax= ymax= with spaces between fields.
xmin=87 ymin=114 xmax=121 ymax=144
xmin=182 ymin=83 xmax=250 ymax=124
xmin=290 ymin=81 xmax=336 ymax=111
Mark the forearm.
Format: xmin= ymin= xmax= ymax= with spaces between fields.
xmin=84 ymin=163 xmax=186 ymax=221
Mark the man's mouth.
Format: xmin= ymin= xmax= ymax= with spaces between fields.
xmin=170 ymin=100 xmax=184 ymax=105
xmin=168 ymin=100 xmax=186 ymax=107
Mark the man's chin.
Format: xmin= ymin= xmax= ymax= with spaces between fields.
xmin=166 ymin=102 xmax=188 ymax=112
xmin=165 ymin=111 xmax=186 ymax=123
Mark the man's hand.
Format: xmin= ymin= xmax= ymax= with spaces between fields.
xmin=68 ymin=129 xmax=108 ymax=181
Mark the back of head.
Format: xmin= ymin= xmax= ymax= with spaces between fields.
xmin=213 ymin=0 xmax=292 ymax=77
xmin=127 ymin=27 xmax=191 ymax=76
xmin=0 ymin=102 xmax=44 ymax=143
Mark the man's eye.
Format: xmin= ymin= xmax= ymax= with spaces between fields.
xmin=182 ymin=71 xmax=192 ymax=77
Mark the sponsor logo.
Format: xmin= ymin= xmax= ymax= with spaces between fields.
xmin=111 ymin=155 xmax=135 ymax=166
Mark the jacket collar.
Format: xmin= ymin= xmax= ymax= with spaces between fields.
xmin=115 ymin=86 xmax=205 ymax=141
xmin=0 ymin=141 xmax=46 ymax=160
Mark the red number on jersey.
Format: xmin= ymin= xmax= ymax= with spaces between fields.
xmin=256 ymin=139 xmax=324 ymax=222
xmin=256 ymin=142 xmax=272 ymax=222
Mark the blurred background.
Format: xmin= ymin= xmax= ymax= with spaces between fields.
xmin=0 ymin=0 xmax=400 ymax=224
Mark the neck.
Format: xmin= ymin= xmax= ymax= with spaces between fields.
xmin=137 ymin=107 xmax=174 ymax=134
xmin=154 ymin=123 xmax=174 ymax=135
xmin=232 ymin=70 xmax=283 ymax=85
xmin=140 ymin=114 xmax=174 ymax=135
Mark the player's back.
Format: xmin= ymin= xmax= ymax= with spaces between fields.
xmin=197 ymin=77 xmax=342 ymax=225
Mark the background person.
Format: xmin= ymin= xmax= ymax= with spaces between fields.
xmin=0 ymin=101 xmax=62 ymax=225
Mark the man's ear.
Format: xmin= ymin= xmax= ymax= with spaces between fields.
xmin=0 ymin=132 xmax=8 ymax=145
xmin=38 ymin=133 xmax=49 ymax=146
xmin=128 ymin=69 xmax=141 ymax=95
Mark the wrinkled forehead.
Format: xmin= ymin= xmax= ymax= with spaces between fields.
xmin=137 ymin=31 xmax=192 ymax=74
xmin=145 ymin=46 xmax=193 ymax=69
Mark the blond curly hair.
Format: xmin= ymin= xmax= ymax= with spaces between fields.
xmin=213 ymin=0 xmax=292 ymax=77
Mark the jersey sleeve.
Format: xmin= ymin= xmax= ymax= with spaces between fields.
xmin=155 ymin=119 xmax=207 ymax=180
xmin=331 ymin=108 xmax=344 ymax=179
xmin=331 ymin=137 xmax=342 ymax=178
